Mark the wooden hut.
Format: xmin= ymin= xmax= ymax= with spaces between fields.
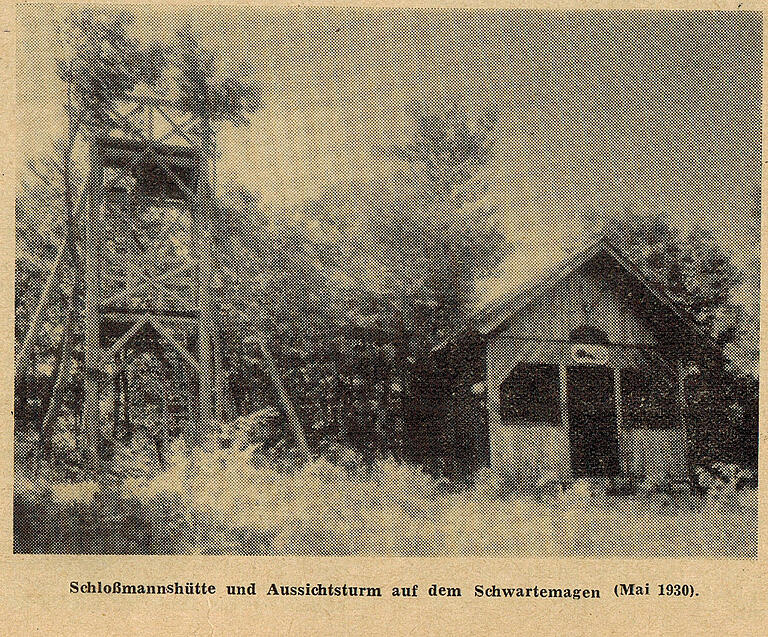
xmin=421 ymin=239 xmax=718 ymax=485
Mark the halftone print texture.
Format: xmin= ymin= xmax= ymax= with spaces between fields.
xmin=14 ymin=7 xmax=759 ymax=558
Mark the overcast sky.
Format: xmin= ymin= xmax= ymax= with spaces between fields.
xmin=17 ymin=7 xmax=762 ymax=365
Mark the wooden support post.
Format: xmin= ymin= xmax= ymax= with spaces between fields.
xmin=159 ymin=379 xmax=169 ymax=471
xmin=16 ymin=168 xmax=96 ymax=379
xmin=614 ymin=366 xmax=626 ymax=475
xmin=677 ymin=359 xmax=692 ymax=478
xmin=213 ymin=315 xmax=228 ymax=422
xmin=559 ymin=364 xmax=569 ymax=429
xmin=252 ymin=332 xmax=311 ymax=461
xmin=195 ymin=123 xmax=216 ymax=448
xmin=40 ymin=292 xmax=77 ymax=463
xmin=83 ymin=153 xmax=103 ymax=471
xmin=113 ymin=353 xmax=121 ymax=440
xmin=559 ymin=364 xmax=571 ymax=480
xmin=16 ymin=240 xmax=66 ymax=379
xmin=121 ymin=363 xmax=130 ymax=440
xmin=225 ymin=372 xmax=237 ymax=423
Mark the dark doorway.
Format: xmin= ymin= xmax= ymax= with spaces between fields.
xmin=567 ymin=365 xmax=619 ymax=477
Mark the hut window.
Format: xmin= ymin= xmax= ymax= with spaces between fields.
xmin=500 ymin=363 xmax=560 ymax=424
xmin=620 ymin=367 xmax=675 ymax=428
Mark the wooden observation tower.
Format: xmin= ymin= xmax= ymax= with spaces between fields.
xmin=82 ymin=96 xmax=221 ymax=463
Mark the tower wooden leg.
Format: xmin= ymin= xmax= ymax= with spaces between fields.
xmin=195 ymin=125 xmax=217 ymax=449
xmin=83 ymin=160 xmax=102 ymax=471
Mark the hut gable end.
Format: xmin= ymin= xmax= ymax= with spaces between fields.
xmin=496 ymin=262 xmax=658 ymax=346
xmin=468 ymin=240 xmax=716 ymax=356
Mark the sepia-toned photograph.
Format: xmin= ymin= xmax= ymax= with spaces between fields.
xmin=14 ymin=6 xmax=760 ymax=558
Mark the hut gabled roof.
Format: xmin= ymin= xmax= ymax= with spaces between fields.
xmin=438 ymin=238 xmax=719 ymax=357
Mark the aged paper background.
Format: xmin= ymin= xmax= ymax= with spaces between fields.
xmin=1 ymin=1 xmax=766 ymax=635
